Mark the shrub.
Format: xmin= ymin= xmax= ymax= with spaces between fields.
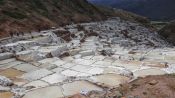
xmin=2 ymin=10 xmax=27 ymax=19
xmin=0 ymin=0 xmax=4 ymax=5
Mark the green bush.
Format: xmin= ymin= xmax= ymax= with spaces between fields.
xmin=29 ymin=0 xmax=47 ymax=11
xmin=2 ymin=10 xmax=27 ymax=19
xmin=0 ymin=0 xmax=5 ymax=5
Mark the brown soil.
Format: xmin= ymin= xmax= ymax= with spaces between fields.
xmin=69 ymin=75 xmax=175 ymax=98
xmin=0 ymin=0 xmax=113 ymax=38
xmin=0 ymin=0 xmax=150 ymax=38
xmin=122 ymin=75 xmax=175 ymax=98
xmin=53 ymin=30 xmax=72 ymax=42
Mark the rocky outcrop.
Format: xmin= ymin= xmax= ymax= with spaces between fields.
xmin=0 ymin=76 xmax=13 ymax=86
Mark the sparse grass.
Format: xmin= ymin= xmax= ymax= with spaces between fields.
xmin=0 ymin=0 xmax=4 ymax=5
xmin=0 ymin=15 xmax=7 ymax=22
xmin=2 ymin=10 xmax=27 ymax=19
xmin=151 ymin=21 xmax=168 ymax=30
xmin=29 ymin=0 xmax=47 ymax=10
xmin=0 ymin=0 xmax=150 ymax=38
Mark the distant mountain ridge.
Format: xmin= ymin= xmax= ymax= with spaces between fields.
xmin=89 ymin=0 xmax=175 ymax=21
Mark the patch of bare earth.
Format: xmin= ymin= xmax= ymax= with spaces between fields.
xmin=121 ymin=75 xmax=175 ymax=98
xmin=69 ymin=75 xmax=175 ymax=98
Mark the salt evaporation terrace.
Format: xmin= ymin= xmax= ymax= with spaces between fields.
xmin=0 ymin=18 xmax=175 ymax=98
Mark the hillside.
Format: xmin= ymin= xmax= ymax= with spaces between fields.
xmin=89 ymin=0 xmax=175 ymax=21
xmin=0 ymin=0 xmax=151 ymax=38
xmin=0 ymin=0 xmax=106 ymax=37
xmin=159 ymin=20 xmax=175 ymax=45
xmin=0 ymin=0 xmax=115 ymax=38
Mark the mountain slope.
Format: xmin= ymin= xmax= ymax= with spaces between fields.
xmin=89 ymin=0 xmax=175 ymax=21
xmin=159 ymin=20 xmax=175 ymax=45
xmin=0 ymin=0 xmax=116 ymax=38
xmin=0 ymin=0 xmax=151 ymax=38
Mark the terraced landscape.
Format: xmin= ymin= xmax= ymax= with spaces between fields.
xmin=0 ymin=18 xmax=175 ymax=98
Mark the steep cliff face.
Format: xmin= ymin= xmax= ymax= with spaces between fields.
xmin=89 ymin=0 xmax=175 ymax=21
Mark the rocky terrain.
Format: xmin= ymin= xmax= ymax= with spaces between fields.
xmin=0 ymin=17 xmax=175 ymax=98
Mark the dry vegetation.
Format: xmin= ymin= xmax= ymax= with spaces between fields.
xmin=159 ymin=21 xmax=175 ymax=45
xmin=0 ymin=0 xmax=150 ymax=38
xmin=0 ymin=0 xmax=113 ymax=38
